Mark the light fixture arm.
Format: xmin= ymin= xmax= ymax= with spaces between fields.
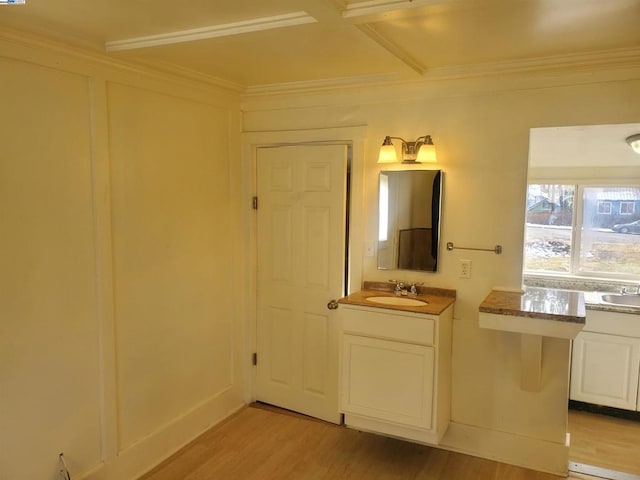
xmin=378 ymin=134 xmax=437 ymax=163
xmin=384 ymin=135 xmax=431 ymax=155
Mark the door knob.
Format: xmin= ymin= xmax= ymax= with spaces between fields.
xmin=327 ymin=300 xmax=339 ymax=310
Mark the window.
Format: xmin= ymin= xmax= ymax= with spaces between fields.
xmin=597 ymin=201 xmax=612 ymax=214
xmin=524 ymin=184 xmax=640 ymax=278
xmin=620 ymin=202 xmax=635 ymax=215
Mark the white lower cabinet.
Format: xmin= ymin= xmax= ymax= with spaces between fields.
xmin=570 ymin=322 xmax=640 ymax=411
xmin=339 ymin=304 xmax=452 ymax=445
xmin=342 ymin=335 xmax=435 ymax=429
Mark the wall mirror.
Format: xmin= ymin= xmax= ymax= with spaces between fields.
xmin=377 ymin=170 xmax=442 ymax=272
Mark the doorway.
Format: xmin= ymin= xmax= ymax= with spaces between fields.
xmin=254 ymin=143 xmax=351 ymax=424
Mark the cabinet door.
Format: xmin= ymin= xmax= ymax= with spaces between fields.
xmin=341 ymin=334 xmax=434 ymax=429
xmin=570 ymin=331 xmax=640 ymax=410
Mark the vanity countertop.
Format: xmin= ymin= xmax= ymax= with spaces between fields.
xmin=479 ymin=287 xmax=586 ymax=324
xmin=339 ymin=283 xmax=456 ymax=316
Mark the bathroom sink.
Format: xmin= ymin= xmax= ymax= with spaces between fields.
xmin=366 ymin=296 xmax=428 ymax=307
xmin=600 ymin=294 xmax=640 ymax=307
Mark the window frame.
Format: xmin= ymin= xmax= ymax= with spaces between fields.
xmin=620 ymin=201 xmax=635 ymax=215
xmin=524 ymin=179 xmax=640 ymax=282
xmin=597 ymin=201 xmax=612 ymax=214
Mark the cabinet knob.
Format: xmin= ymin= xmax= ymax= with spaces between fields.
xmin=327 ymin=299 xmax=339 ymax=310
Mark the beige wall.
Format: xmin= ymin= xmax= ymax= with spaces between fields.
xmin=242 ymin=67 xmax=640 ymax=473
xmin=0 ymin=32 xmax=244 ymax=480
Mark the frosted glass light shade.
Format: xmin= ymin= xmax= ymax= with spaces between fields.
xmin=416 ymin=143 xmax=437 ymax=163
xmin=378 ymin=144 xmax=397 ymax=163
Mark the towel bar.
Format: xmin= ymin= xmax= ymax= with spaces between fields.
xmin=446 ymin=242 xmax=502 ymax=254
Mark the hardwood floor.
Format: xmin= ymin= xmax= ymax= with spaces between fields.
xmin=568 ymin=409 xmax=640 ymax=476
xmin=140 ymin=405 xmax=589 ymax=480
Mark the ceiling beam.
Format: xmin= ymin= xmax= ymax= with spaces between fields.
xmin=356 ymin=23 xmax=425 ymax=75
xmin=105 ymin=12 xmax=317 ymax=52
xmin=343 ymin=0 xmax=447 ymax=23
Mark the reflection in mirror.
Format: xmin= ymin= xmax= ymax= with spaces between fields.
xmin=377 ymin=170 xmax=442 ymax=272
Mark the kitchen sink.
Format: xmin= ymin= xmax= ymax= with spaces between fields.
xmin=600 ymin=294 xmax=640 ymax=307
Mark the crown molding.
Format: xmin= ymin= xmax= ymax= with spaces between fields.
xmin=244 ymin=72 xmax=401 ymax=96
xmin=105 ymin=12 xmax=317 ymax=52
xmin=4 ymin=24 xmax=640 ymax=101
xmin=244 ymin=46 xmax=640 ymax=97
xmin=0 ymin=27 xmax=245 ymax=94
xmin=422 ymin=46 xmax=640 ymax=81
xmin=118 ymin=57 xmax=245 ymax=93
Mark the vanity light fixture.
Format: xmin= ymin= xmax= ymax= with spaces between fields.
xmin=377 ymin=135 xmax=437 ymax=164
xmin=626 ymin=134 xmax=640 ymax=154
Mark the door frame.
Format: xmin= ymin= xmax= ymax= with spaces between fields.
xmin=241 ymin=126 xmax=367 ymax=403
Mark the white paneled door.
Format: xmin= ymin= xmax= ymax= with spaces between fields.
xmin=256 ymin=144 xmax=348 ymax=424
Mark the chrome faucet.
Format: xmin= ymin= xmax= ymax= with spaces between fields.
xmin=389 ymin=279 xmax=406 ymax=295
xmin=389 ymin=280 xmax=423 ymax=296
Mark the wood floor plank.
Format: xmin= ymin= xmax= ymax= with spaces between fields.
xmin=141 ymin=405 xmax=581 ymax=480
xmin=568 ymin=409 xmax=640 ymax=475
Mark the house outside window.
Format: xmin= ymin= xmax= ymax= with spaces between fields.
xmin=524 ymin=184 xmax=640 ymax=278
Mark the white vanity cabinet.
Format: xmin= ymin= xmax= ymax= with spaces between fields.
xmin=570 ymin=309 xmax=640 ymax=411
xmin=339 ymin=303 xmax=452 ymax=445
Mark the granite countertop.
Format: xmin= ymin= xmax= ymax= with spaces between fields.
xmin=479 ymin=287 xmax=586 ymax=324
xmin=338 ymin=281 xmax=456 ymax=316
xmin=524 ymin=275 xmax=640 ymax=315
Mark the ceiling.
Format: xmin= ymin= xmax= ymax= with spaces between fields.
xmin=1 ymin=0 xmax=640 ymax=91
xmin=530 ymin=124 xmax=640 ymax=168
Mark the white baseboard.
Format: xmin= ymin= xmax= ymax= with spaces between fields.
xmin=439 ymin=422 xmax=569 ymax=476
xmin=83 ymin=388 xmax=244 ymax=480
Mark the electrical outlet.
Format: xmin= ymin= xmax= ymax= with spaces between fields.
xmin=459 ymin=259 xmax=472 ymax=278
